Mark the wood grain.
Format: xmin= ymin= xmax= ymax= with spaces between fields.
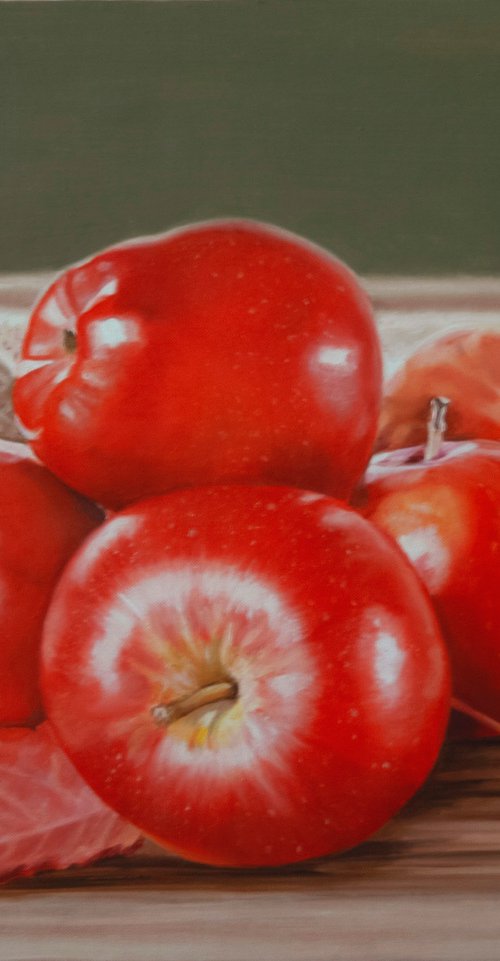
xmin=2 ymin=741 xmax=500 ymax=961
xmin=0 ymin=274 xmax=499 ymax=961
xmin=5 ymin=739 xmax=500 ymax=893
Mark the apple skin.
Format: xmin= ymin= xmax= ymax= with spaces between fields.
xmin=353 ymin=440 xmax=500 ymax=725
xmin=13 ymin=220 xmax=382 ymax=510
xmin=42 ymin=485 xmax=449 ymax=868
xmin=376 ymin=328 xmax=500 ymax=453
xmin=0 ymin=440 xmax=103 ymax=727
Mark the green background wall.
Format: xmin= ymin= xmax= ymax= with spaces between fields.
xmin=1 ymin=0 xmax=499 ymax=273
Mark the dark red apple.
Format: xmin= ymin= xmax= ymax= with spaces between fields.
xmin=0 ymin=440 xmax=142 ymax=882
xmin=0 ymin=439 xmax=103 ymax=727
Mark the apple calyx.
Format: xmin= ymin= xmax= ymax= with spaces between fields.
xmin=424 ymin=396 xmax=450 ymax=462
xmin=63 ymin=329 xmax=77 ymax=354
xmin=151 ymin=679 xmax=238 ymax=727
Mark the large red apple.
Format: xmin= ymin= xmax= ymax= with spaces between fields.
xmin=376 ymin=328 xmax=500 ymax=452
xmin=354 ymin=401 xmax=500 ymax=726
xmin=42 ymin=485 xmax=449 ymax=868
xmin=0 ymin=439 xmax=103 ymax=727
xmin=13 ymin=220 xmax=382 ymax=509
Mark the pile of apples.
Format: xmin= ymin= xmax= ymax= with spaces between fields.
xmin=2 ymin=219 xmax=499 ymax=877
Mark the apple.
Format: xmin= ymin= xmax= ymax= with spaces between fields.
xmin=376 ymin=328 xmax=500 ymax=452
xmin=354 ymin=398 xmax=500 ymax=726
xmin=0 ymin=439 xmax=103 ymax=727
xmin=0 ymin=440 xmax=144 ymax=881
xmin=42 ymin=484 xmax=449 ymax=867
xmin=13 ymin=220 xmax=382 ymax=509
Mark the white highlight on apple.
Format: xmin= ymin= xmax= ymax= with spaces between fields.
xmin=297 ymin=491 xmax=325 ymax=505
xmin=89 ymin=601 xmax=137 ymax=690
xmin=83 ymin=278 xmax=118 ymax=313
xmin=16 ymin=358 xmax=54 ymax=377
xmin=362 ymin=607 xmax=406 ymax=698
xmin=309 ymin=341 xmax=362 ymax=416
xmin=88 ymin=316 xmax=141 ymax=354
xmin=315 ymin=345 xmax=356 ymax=372
xmin=40 ymin=293 xmax=71 ymax=330
xmin=374 ymin=631 xmax=405 ymax=690
xmin=73 ymin=516 xmax=142 ymax=586
xmin=398 ymin=525 xmax=450 ymax=593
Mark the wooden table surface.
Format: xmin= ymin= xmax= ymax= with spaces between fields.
xmin=0 ymin=274 xmax=499 ymax=961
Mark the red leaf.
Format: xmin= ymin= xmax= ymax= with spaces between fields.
xmin=0 ymin=721 xmax=141 ymax=882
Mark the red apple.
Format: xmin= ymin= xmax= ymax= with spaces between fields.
xmin=354 ymin=400 xmax=500 ymax=726
xmin=0 ymin=441 xmax=143 ymax=881
xmin=13 ymin=220 xmax=382 ymax=509
xmin=0 ymin=439 xmax=103 ymax=727
xmin=42 ymin=485 xmax=449 ymax=867
xmin=376 ymin=328 xmax=500 ymax=452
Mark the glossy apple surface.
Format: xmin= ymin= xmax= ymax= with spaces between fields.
xmin=13 ymin=220 xmax=382 ymax=509
xmin=376 ymin=328 xmax=500 ymax=452
xmin=0 ymin=440 xmax=103 ymax=727
xmin=354 ymin=439 xmax=500 ymax=725
xmin=42 ymin=485 xmax=449 ymax=867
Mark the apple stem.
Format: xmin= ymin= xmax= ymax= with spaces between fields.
xmin=151 ymin=679 xmax=238 ymax=727
xmin=424 ymin=396 xmax=450 ymax=462
xmin=451 ymin=696 xmax=500 ymax=736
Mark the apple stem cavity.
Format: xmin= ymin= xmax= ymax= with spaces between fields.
xmin=424 ymin=396 xmax=450 ymax=462
xmin=151 ymin=679 xmax=238 ymax=727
